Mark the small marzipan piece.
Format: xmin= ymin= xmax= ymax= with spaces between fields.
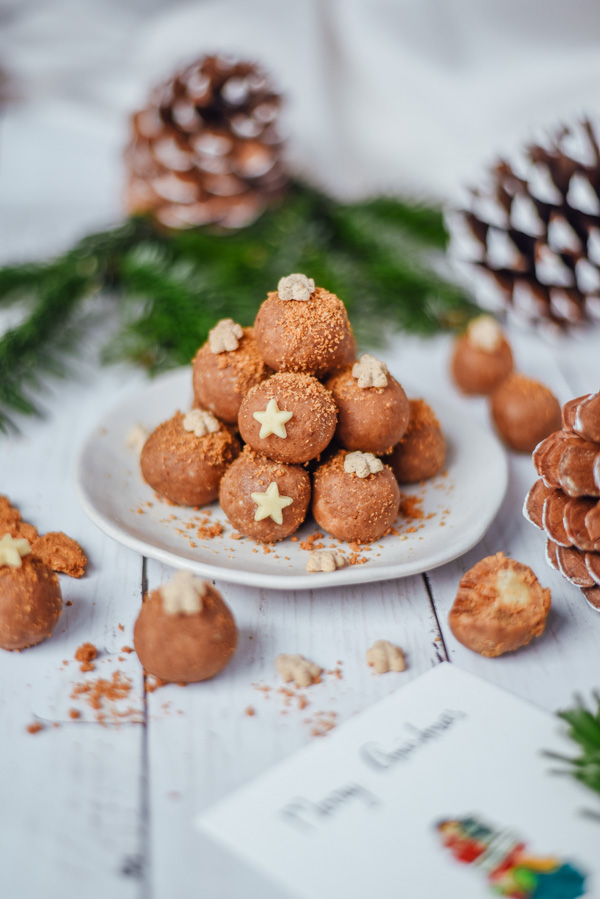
xmin=366 ymin=640 xmax=406 ymax=674
xmin=277 ymin=273 xmax=315 ymax=302
xmin=252 ymin=398 xmax=293 ymax=439
xmin=344 ymin=451 xmax=384 ymax=478
xmin=209 ymin=318 xmax=243 ymax=353
xmin=466 ymin=315 xmax=503 ymax=352
xmin=275 ymin=653 xmax=322 ymax=687
xmin=306 ymin=550 xmax=347 ymax=573
xmin=251 ymin=482 xmax=293 ymax=524
xmin=351 ymin=354 xmax=388 ymax=388
xmin=182 ymin=408 xmax=221 ymax=437
xmin=0 ymin=534 xmax=31 ymax=568
xmin=127 ymin=423 xmax=149 ymax=454
xmin=161 ymin=570 xmax=208 ymax=615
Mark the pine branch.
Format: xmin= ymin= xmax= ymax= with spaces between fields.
xmin=0 ymin=181 xmax=480 ymax=430
xmin=546 ymin=694 xmax=600 ymax=801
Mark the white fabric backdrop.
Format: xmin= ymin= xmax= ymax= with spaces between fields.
xmin=2 ymin=0 xmax=600 ymax=244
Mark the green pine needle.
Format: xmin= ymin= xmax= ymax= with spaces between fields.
xmin=546 ymin=693 xmax=600 ymax=800
xmin=0 ymin=180 xmax=479 ymax=431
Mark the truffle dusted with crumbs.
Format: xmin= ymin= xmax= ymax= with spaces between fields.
xmin=254 ymin=279 xmax=355 ymax=375
xmin=387 ymin=398 xmax=446 ymax=484
xmin=134 ymin=570 xmax=237 ymax=682
xmin=325 ymin=359 xmax=410 ymax=455
xmin=0 ymin=535 xmax=62 ymax=651
xmin=238 ymin=372 xmax=337 ymax=464
xmin=451 ymin=315 xmax=514 ymax=395
xmin=312 ymin=450 xmax=400 ymax=543
xmin=192 ymin=324 xmax=270 ymax=424
xmin=219 ymin=446 xmax=311 ymax=542
xmin=490 ymin=374 xmax=562 ymax=453
xmin=141 ymin=409 xmax=240 ymax=506
xmin=449 ymin=552 xmax=551 ymax=657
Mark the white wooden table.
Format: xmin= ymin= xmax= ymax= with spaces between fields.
xmin=1 ymin=106 xmax=599 ymax=899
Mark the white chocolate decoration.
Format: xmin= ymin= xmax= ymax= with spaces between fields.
xmin=183 ymin=408 xmax=221 ymax=437
xmin=252 ymin=398 xmax=293 ymax=439
xmin=251 ymin=481 xmax=293 ymax=525
xmin=277 ymin=273 xmax=315 ymax=302
xmin=209 ymin=318 xmax=244 ymax=353
xmin=344 ymin=451 xmax=384 ymax=479
xmin=126 ymin=423 xmax=149 ymax=454
xmin=466 ymin=315 xmax=503 ymax=352
xmin=0 ymin=534 xmax=32 ymax=568
xmin=275 ymin=653 xmax=322 ymax=688
xmin=366 ymin=639 xmax=406 ymax=674
xmin=306 ymin=549 xmax=347 ymax=573
xmin=352 ymin=353 xmax=388 ymax=388
xmin=161 ymin=570 xmax=208 ymax=616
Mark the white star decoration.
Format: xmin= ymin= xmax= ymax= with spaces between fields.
xmin=0 ymin=534 xmax=32 ymax=568
xmin=161 ymin=570 xmax=207 ymax=616
xmin=252 ymin=398 xmax=293 ymax=439
xmin=251 ymin=482 xmax=293 ymax=525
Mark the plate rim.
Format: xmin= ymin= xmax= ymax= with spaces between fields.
xmin=74 ymin=368 xmax=509 ymax=591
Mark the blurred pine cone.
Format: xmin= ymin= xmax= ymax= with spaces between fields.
xmin=449 ymin=119 xmax=600 ymax=332
xmin=125 ymin=54 xmax=286 ymax=230
xmin=524 ymin=391 xmax=600 ymax=611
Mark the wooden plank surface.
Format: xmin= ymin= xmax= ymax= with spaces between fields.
xmin=1 ymin=109 xmax=599 ymax=899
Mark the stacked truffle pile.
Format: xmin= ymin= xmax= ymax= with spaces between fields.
xmin=524 ymin=391 xmax=600 ymax=611
xmin=140 ymin=273 xmax=446 ymax=548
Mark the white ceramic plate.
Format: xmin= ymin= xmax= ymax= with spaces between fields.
xmin=75 ymin=368 xmax=508 ymax=591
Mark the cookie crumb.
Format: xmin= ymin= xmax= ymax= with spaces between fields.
xmin=366 ymin=639 xmax=406 ymax=674
xmin=75 ymin=642 xmax=98 ymax=672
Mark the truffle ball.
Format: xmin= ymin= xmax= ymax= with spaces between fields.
xmin=387 ymin=399 xmax=446 ymax=483
xmin=238 ymin=372 xmax=337 ymax=464
xmin=450 ymin=315 xmax=514 ymax=395
xmin=141 ymin=410 xmax=240 ymax=506
xmin=254 ymin=286 xmax=354 ymax=375
xmin=134 ymin=573 xmax=237 ymax=682
xmin=448 ymin=552 xmax=551 ymax=657
xmin=192 ymin=325 xmax=269 ymax=424
xmin=0 ymin=550 xmax=62 ymax=651
xmin=490 ymin=374 xmax=562 ymax=453
xmin=219 ymin=447 xmax=311 ymax=542
xmin=312 ymin=450 xmax=400 ymax=543
xmin=325 ymin=360 xmax=410 ymax=455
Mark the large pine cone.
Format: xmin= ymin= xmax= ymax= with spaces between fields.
xmin=524 ymin=391 xmax=600 ymax=611
xmin=449 ymin=119 xmax=600 ymax=332
xmin=125 ymin=54 xmax=286 ymax=230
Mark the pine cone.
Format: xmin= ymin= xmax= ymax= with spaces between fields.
xmin=125 ymin=54 xmax=286 ymax=230
xmin=448 ymin=119 xmax=600 ymax=332
xmin=524 ymin=392 xmax=600 ymax=611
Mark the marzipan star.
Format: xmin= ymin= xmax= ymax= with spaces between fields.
xmin=251 ymin=482 xmax=293 ymax=525
xmin=253 ymin=398 xmax=293 ymax=439
xmin=0 ymin=534 xmax=32 ymax=568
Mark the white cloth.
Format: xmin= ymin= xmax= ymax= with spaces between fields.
xmin=2 ymin=0 xmax=600 ymax=208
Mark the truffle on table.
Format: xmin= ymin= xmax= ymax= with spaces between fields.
xmin=312 ymin=450 xmax=400 ymax=543
xmin=192 ymin=321 xmax=269 ymax=424
xmin=134 ymin=570 xmax=237 ymax=683
xmin=325 ymin=355 xmax=410 ymax=455
xmin=0 ymin=535 xmax=62 ymax=651
xmin=490 ymin=373 xmax=562 ymax=453
xmin=238 ymin=372 xmax=337 ymax=464
xmin=219 ymin=446 xmax=311 ymax=542
xmin=448 ymin=552 xmax=551 ymax=657
xmin=254 ymin=275 xmax=355 ymax=376
xmin=387 ymin=398 xmax=446 ymax=483
xmin=141 ymin=409 xmax=240 ymax=506
xmin=450 ymin=315 xmax=514 ymax=395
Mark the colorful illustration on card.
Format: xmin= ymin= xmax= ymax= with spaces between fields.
xmin=436 ymin=815 xmax=587 ymax=898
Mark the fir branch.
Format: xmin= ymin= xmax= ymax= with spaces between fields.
xmin=546 ymin=693 xmax=600 ymax=801
xmin=0 ymin=180 xmax=480 ymax=429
